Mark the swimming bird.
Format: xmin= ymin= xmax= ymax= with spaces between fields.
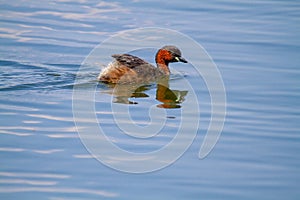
xmin=98 ymin=45 xmax=187 ymax=84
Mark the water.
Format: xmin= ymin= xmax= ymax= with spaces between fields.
xmin=1 ymin=0 xmax=300 ymax=199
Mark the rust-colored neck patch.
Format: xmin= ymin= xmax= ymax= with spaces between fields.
xmin=155 ymin=49 xmax=172 ymax=75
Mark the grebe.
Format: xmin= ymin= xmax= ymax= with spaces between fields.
xmin=98 ymin=45 xmax=187 ymax=84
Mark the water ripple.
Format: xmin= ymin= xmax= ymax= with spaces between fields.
xmin=0 ymin=60 xmax=78 ymax=91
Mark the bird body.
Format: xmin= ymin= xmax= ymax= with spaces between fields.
xmin=98 ymin=45 xmax=187 ymax=84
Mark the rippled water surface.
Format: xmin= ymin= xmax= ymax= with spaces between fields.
xmin=1 ymin=0 xmax=300 ymax=199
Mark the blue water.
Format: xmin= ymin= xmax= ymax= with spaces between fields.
xmin=1 ymin=0 xmax=300 ymax=199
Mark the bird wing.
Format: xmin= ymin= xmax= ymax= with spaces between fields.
xmin=111 ymin=54 xmax=149 ymax=69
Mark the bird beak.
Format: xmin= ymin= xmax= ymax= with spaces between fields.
xmin=176 ymin=56 xmax=188 ymax=63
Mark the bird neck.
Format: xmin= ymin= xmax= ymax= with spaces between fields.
xmin=155 ymin=49 xmax=171 ymax=75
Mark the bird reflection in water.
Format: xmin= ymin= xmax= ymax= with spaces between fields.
xmin=101 ymin=77 xmax=188 ymax=109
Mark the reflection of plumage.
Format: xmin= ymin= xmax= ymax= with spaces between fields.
xmin=156 ymin=84 xmax=188 ymax=109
